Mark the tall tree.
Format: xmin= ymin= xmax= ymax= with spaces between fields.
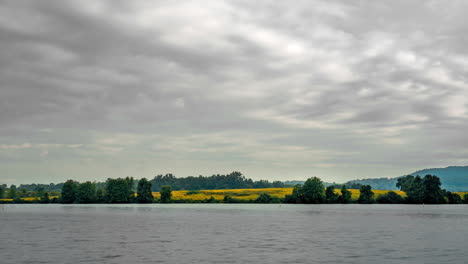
xmin=338 ymin=185 xmax=351 ymax=204
xmin=76 ymin=181 xmax=97 ymax=203
xmin=105 ymin=178 xmax=134 ymax=203
xmin=446 ymin=191 xmax=462 ymax=204
xmin=96 ymin=187 xmax=106 ymax=203
xmin=301 ymin=177 xmax=325 ymax=203
xmin=8 ymin=185 xmax=17 ymax=199
xmin=36 ymin=187 xmax=45 ymax=199
xmin=397 ymin=175 xmax=424 ymax=203
xmin=61 ymin=180 xmax=78 ymax=203
xmin=160 ymin=185 xmax=172 ymax=203
xmin=357 ymin=185 xmax=374 ymax=203
xmin=397 ymin=175 xmax=445 ymax=204
xmin=41 ymin=192 xmax=50 ymax=203
xmin=423 ymin=175 xmax=445 ymax=204
xmin=325 ymin=186 xmax=338 ymax=203
xmin=136 ymin=178 xmax=153 ymax=203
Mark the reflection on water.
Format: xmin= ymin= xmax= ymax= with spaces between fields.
xmin=1 ymin=204 xmax=467 ymax=264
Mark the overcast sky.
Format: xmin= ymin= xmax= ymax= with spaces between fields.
xmin=1 ymin=0 xmax=468 ymax=185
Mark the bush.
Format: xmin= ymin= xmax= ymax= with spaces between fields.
xmin=376 ymin=191 xmax=404 ymax=204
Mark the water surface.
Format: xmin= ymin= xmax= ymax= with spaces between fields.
xmin=1 ymin=204 xmax=467 ymax=263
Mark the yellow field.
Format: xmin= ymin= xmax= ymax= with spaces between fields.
xmin=152 ymin=188 xmax=294 ymax=201
xmin=151 ymin=188 xmax=411 ymax=201
xmin=0 ymin=196 xmax=59 ymax=202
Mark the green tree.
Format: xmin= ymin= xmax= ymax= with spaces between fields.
xmin=397 ymin=175 xmax=424 ymax=203
xmin=9 ymin=185 xmax=17 ymax=199
xmin=464 ymin=194 xmax=468 ymax=204
xmin=105 ymin=178 xmax=134 ymax=203
xmin=301 ymin=177 xmax=325 ymax=203
xmin=255 ymin=192 xmax=273 ymax=203
xmin=446 ymin=191 xmax=462 ymax=204
xmin=423 ymin=175 xmax=445 ymax=204
xmin=325 ymin=186 xmax=338 ymax=203
xmin=0 ymin=186 xmax=4 ymax=199
xmin=96 ymin=187 xmax=106 ymax=203
xmin=160 ymin=185 xmax=172 ymax=203
xmin=357 ymin=185 xmax=374 ymax=204
xmin=20 ymin=188 xmax=28 ymax=198
xmin=376 ymin=191 xmax=404 ymax=204
xmin=36 ymin=187 xmax=45 ymax=199
xmin=76 ymin=181 xmax=97 ymax=203
xmin=136 ymin=178 xmax=153 ymax=203
xmin=338 ymin=185 xmax=351 ymax=203
xmin=61 ymin=180 xmax=78 ymax=203
xmin=41 ymin=192 xmax=50 ymax=203
xmin=285 ymin=184 xmax=304 ymax=203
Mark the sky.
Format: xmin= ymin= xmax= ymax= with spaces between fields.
xmin=1 ymin=0 xmax=468 ymax=185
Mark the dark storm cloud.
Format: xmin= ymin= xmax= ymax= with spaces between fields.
xmin=1 ymin=0 xmax=467 ymax=184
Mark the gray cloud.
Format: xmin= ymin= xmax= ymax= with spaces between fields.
xmin=1 ymin=0 xmax=467 ymax=184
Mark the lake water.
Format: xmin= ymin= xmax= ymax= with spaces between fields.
xmin=1 ymin=204 xmax=467 ymax=264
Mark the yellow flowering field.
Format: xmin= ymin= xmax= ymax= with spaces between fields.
xmin=152 ymin=188 xmax=294 ymax=201
xmin=151 ymin=188 xmax=410 ymax=201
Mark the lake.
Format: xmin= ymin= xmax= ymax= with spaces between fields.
xmin=1 ymin=204 xmax=467 ymax=263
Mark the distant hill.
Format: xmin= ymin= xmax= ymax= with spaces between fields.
xmin=410 ymin=166 xmax=468 ymax=191
xmin=345 ymin=166 xmax=468 ymax=191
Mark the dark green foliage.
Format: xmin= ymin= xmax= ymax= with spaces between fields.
xmin=446 ymin=191 xmax=462 ymax=204
xmin=284 ymin=184 xmax=302 ymax=203
xmin=136 ymin=178 xmax=153 ymax=203
xmin=204 ymin=196 xmax=217 ymax=203
xmin=376 ymin=191 xmax=404 ymax=204
xmin=151 ymin=171 xmax=284 ymax=191
xmin=36 ymin=187 xmax=45 ymax=199
xmin=40 ymin=192 xmax=50 ymax=203
xmin=0 ymin=186 xmax=4 ymax=199
xmin=357 ymin=185 xmax=374 ymax=204
xmin=222 ymin=194 xmax=242 ymax=203
xmin=423 ymin=175 xmax=445 ymax=204
xmin=160 ymin=185 xmax=172 ymax=203
xmin=8 ymin=185 xmax=17 ymax=199
xmin=464 ymin=194 xmax=468 ymax=204
xmin=61 ymin=180 xmax=78 ymax=203
xmin=284 ymin=177 xmax=325 ymax=203
xmin=338 ymin=185 xmax=351 ymax=203
xmin=96 ymin=187 xmax=106 ymax=203
xmin=301 ymin=177 xmax=325 ymax=203
xmin=345 ymin=178 xmax=395 ymax=190
xmin=325 ymin=186 xmax=338 ymax=203
xmin=397 ymin=175 xmax=424 ymax=203
xmin=76 ymin=182 xmax=97 ymax=203
xmin=397 ymin=175 xmax=446 ymax=204
xmin=19 ymin=188 xmax=27 ymax=198
xmin=105 ymin=177 xmax=135 ymax=203
xmin=255 ymin=192 xmax=273 ymax=203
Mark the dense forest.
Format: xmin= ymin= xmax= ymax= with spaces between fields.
xmin=1 ymin=174 xmax=467 ymax=204
xmin=8 ymin=171 xmax=286 ymax=194
xmin=150 ymin=172 xmax=285 ymax=191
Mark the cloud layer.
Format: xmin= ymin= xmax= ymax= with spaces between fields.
xmin=1 ymin=0 xmax=468 ymax=184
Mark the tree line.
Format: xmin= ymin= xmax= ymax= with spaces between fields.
xmin=1 ymin=174 xmax=467 ymax=204
xmin=150 ymin=171 xmax=285 ymax=191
